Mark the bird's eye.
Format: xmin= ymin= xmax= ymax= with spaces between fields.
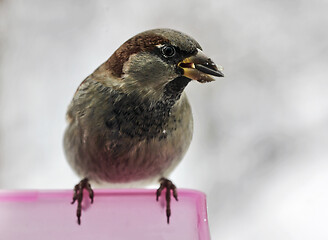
xmin=161 ymin=45 xmax=176 ymax=58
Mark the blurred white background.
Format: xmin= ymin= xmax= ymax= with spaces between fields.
xmin=1 ymin=0 xmax=328 ymax=239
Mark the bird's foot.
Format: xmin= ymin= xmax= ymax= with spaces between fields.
xmin=156 ymin=177 xmax=178 ymax=224
xmin=71 ymin=177 xmax=94 ymax=225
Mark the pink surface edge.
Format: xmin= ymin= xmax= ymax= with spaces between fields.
xmin=0 ymin=189 xmax=211 ymax=240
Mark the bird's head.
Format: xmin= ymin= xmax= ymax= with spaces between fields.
xmin=97 ymin=28 xmax=224 ymax=98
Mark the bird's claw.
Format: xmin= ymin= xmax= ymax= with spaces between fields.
xmin=71 ymin=178 xmax=94 ymax=225
xmin=156 ymin=177 xmax=178 ymax=224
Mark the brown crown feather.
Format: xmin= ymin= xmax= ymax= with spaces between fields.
xmin=106 ymin=34 xmax=169 ymax=78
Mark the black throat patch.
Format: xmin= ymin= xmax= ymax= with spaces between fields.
xmin=105 ymin=76 xmax=191 ymax=140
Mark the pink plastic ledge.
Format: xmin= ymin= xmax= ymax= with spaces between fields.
xmin=0 ymin=189 xmax=210 ymax=240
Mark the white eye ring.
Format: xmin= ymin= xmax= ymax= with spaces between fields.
xmin=161 ymin=45 xmax=176 ymax=58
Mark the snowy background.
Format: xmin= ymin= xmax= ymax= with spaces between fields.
xmin=1 ymin=0 xmax=328 ymax=239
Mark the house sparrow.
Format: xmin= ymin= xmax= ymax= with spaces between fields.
xmin=64 ymin=28 xmax=224 ymax=225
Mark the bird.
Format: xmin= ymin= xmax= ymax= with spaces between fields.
xmin=64 ymin=28 xmax=224 ymax=225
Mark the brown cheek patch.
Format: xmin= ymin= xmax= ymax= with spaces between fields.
xmin=106 ymin=33 xmax=169 ymax=78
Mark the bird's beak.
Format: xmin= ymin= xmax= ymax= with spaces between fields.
xmin=178 ymin=49 xmax=224 ymax=83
